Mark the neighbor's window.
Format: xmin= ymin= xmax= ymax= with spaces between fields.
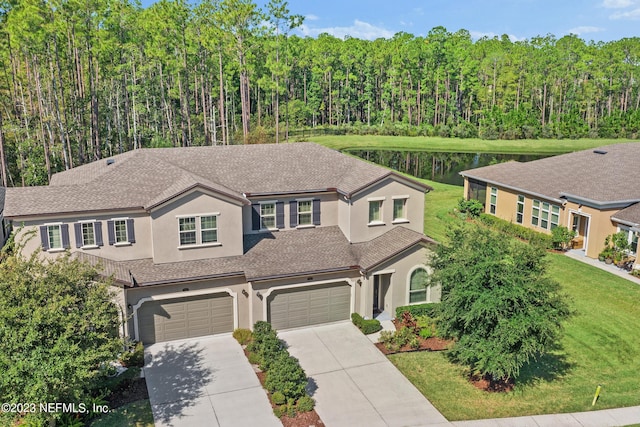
xmin=179 ymin=215 xmax=219 ymax=246
xmin=261 ymin=203 xmax=276 ymax=229
xmin=409 ymin=268 xmax=430 ymax=304
xmin=532 ymin=200 xmax=540 ymax=226
xmin=489 ymin=187 xmax=498 ymax=215
xmin=369 ymin=200 xmax=383 ymax=223
xmin=298 ymin=200 xmax=312 ymax=226
xmin=516 ymin=195 xmax=524 ymax=224
xmin=619 ymin=227 xmax=639 ymax=254
xmin=114 ymin=219 xmax=129 ymax=244
xmin=81 ymin=222 xmax=96 ymax=246
xmin=179 ymin=217 xmax=197 ymax=246
xmin=48 ymin=225 xmax=63 ymax=250
xmin=200 ymin=215 xmax=218 ymax=244
xmin=531 ymin=200 xmax=559 ymax=230
xmin=393 ymin=198 xmax=407 ymax=222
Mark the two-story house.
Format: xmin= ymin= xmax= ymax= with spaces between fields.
xmin=4 ymin=143 xmax=439 ymax=345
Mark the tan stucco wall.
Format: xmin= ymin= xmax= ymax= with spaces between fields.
xmin=125 ymin=276 xmax=250 ymax=337
xmin=12 ymin=211 xmax=151 ymax=261
xmin=564 ymin=201 xmax=619 ymax=258
xmin=150 ymin=189 xmax=244 ymax=264
xmin=361 ymin=245 xmax=437 ymax=319
xmin=348 ymin=177 xmax=426 ymax=244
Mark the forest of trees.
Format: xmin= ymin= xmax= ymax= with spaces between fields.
xmin=0 ymin=0 xmax=639 ymax=186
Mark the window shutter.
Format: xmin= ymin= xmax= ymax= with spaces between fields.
xmin=107 ymin=220 xmax=115 ymax=245
xmin=276 ymin=201 xmax=284 ymax=229
xmin=313 ymin=199 xmax=321 ymax=226
xmin=251 ymin=204 xmax=260 ymax=231
xmin=61 ymin=224 xmax=70 ymax=249
xmin=74 ymin=223 xmax=83 ymax=248
xmin=95 ymin=222 xmax=104 ymax=246
xmin=39 ymin=226 xmax=50 ymax=251
xmin=290 ymin=202 xmax=298 ymax=228
xmin=126 ymin=219 xmax=136 ymax=243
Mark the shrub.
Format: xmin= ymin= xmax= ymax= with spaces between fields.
xmin=395 ymin=303 xmax=440 ymax=319
xmin=419 ymin=328 xmax=432 ymax=339
xmin=265 ymin=353 xmax=308 ymax=401
xmin=286 ymin=402 xmax=297 ymax=418
xmin=351 ymin=312 xmax=364 ymax=328
xmin=296 ymin=395 xmax=315 ymax=412
xmin=120 ymin=341 xmax=144 ymax=368
xmin=551 ymin=226 xmax=576 ymax=251
xmin=458 ymin=198 xmax=484 ymax=218
xmin=232 ymin=328 xmax=253 ymax=345
xmin=400 ymin=311 xmax=419 ymax=333
xmin=274 ymin=405 xmax=287 ymax=418
xmin=360 ymin=319 xmax=382 ymax=334
xmin=258 ymin=333 xmax=286 ymax=371
xmin=478 ymin=214 xmax=553 ymax=249
xmin=409 ymin=336 xmax=421 ymax=350
xmin=272 ymin=391 xmax=286 ymax=405
xmin=247 ymin=351 xmax=261 ymax=365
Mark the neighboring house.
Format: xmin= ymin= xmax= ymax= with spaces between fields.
xmin=0 ymin=186 xmax=9 ymax=247
xmin=460 ymin=142 xmax=640 ymax=262
xmin=4 ymin=143 xmax=439 ymax=345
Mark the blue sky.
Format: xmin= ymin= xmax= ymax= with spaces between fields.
xmin=142 ymin=0 xmax=640 ymax=42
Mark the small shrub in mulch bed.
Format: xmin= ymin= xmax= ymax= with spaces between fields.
xmin=374 ymin=312 xmax=453 ymax=355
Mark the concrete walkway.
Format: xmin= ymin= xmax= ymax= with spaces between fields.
xmin=144 ymin=334 xmax=281 ymax=427
xmin=279 ymin=322 xmax=450 ymax=427
xmin=565 ymin=249 xmax=640 ymax=284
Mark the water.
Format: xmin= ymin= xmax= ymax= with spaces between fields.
xmin=348 ymin=150 xmax=549 ymax=186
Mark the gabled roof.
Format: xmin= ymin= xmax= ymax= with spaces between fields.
xmin=611 ymin=203 xmax=640 ymax=227
xmin=77 ymin=226 xmax=432 ymax=287
xmin=5 ymin=143 xmax=431 ymax=218
xmin=460 ymin=143 xmax=640 ymax=207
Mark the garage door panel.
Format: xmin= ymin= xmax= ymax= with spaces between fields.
xmin=269 ymin=283 xmax=351 ymax=330
xmin=138 ymin=294 xmax=234 ymax=344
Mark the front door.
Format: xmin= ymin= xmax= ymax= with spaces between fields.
xmin=373 ymin=275 xmax=380 ymax=314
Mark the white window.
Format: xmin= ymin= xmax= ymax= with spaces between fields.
xmin=48 ymin=225 xmax=63 ymax=250
xmin=409 ymin=267 xmax=431 ymax=304
xmin=490 ymin=187 xmax=497 ymax=214
xmin=369 ymin=200 xmax=383 ymax=224
xmin=179 ymin=214 xmax=219 ymax=247
xmin=619 ymin=226 xmax=639 ymax=254
xmin=114 ymin=219 xmax=129 ymax=244
xmin=516 ymin=195 xmax=524 ymax=224
xmin=532 ymin=200 xmax=540 ymax=226
xmin=298 ymin=200 xmax=312 ymax=226
xmin=261 ymin=203 xmax=276 ymax=229
xmin=393 ymin=197 xmax=408 ymax=222
xmin=531 ymin=200 xmax=559 ymax=230
xmin=81 ymin=222 xmax=96 ymax=246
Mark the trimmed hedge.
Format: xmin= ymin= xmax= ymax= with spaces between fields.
xmin=395 ymin=303 xmax=440 ymax=319
xmin=351 ymin=313 xmax=382 ymax=335
xmin=478 ymin=213 xmax=553 ymax=249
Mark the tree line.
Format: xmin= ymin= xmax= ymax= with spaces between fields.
xmin=0 ymin=0 xmax=639 ymax=186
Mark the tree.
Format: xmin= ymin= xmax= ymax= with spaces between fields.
xmin=432 ymin=225 xmax=571 ymax=383
xmin=0 ymin=251 xmax=122 ymax=425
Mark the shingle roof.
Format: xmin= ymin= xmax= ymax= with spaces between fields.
xmin=611 ymin=203 xmax=640 ymax=226
xmin=77 ymin=226 xmax=431 ymax=287
xmin=5 ymin=143 xmax=431 ymax=218
xmin=460 ymin=143 xmax=640 ymax=205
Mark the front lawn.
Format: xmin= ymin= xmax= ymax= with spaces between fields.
xmin=90 ymin=399 xmax=154 ymax=427
xmin=389 ymin=253 xmax=640 ymax=420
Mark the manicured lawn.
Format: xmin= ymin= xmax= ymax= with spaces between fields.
xmin=389 ymin=254 xmax=640 ymax=420
xmin=309 ymin=135 xmax=617 ymax=154
xmin=420 ymin=179 xmax=460 ymax=243
xmin=90 ymin=399 xmax=154 ymax=427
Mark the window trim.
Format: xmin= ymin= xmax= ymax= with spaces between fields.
xmin=113 ymin=218 xmax=130 ymax=246
xmin=368 ymin=198 xmax=385 ymax=226
xmin=407 ymin=265 xmax=433 ymax=305
xmin=516 ymin=195 xmax=525 ymax=224
xmin=79 ymin=220 xmax=99 ymax=249
xmin=46 ymin=223 xmax=64 ymax=252
xmin=297 ymin=199 xmax=313 ymax=227
xmin=259 ymin=201 xmax=278 ymax=231
xmin=489 ymin=187 xmax=498 ymax=215
xmin=392 ymin=197 xmax=409 ymax=224
xmin=176 ymin=213 xmax=221 ymax=249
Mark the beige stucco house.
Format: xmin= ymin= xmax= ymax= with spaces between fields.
xmin=460 ymin=143 xmax=640 ymax=263
xmin=3 ymin=143 xmax=439 ymax=345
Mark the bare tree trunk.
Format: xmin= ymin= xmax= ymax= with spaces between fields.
xmin=218 ymin=50 xmax=227 ymax=145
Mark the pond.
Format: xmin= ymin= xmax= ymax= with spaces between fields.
xmin=347 ymin=150 xmax=549 ymax=186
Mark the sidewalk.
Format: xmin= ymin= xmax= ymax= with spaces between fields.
xmin=565 ymin=249 xmax=640 ymax=285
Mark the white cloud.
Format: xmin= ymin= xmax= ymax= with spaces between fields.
xmin=610 ymin=7 xmax=640 ymax=18
xmin=566 ymin=26 xmax=605 ymax=35
xmin=305 ymin=14 xmax=319 ymax=21
xmin=298 ymin=20 xmax=395 ymax=40
xmin=602 ymin=0 xmax=637 ymax=8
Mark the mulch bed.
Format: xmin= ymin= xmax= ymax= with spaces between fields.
xmin=106 ymin=376 xmax=149 ymax=409
xmin=244 ymin=349 xmax=324 ymax=427
xmin=374 ymin=336 xmax=451 ymax=355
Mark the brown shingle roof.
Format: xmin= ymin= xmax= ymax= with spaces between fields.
xmin=460 ymin=143 xmax=640 ymax=206
xmin=5 ymin=143 xmax=430 ymax=218
xmin=77 ymin=226 xmax=431 ymax=287
xmin=611 ymin=203 xmax=640 ymax=226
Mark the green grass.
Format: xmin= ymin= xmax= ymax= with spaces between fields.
xmin=90 ymin=400 xmax=154 ymax=427
xmin=308 ymin=135 xmax=620 ymax=154
xmin=389 ymin=254 xmax=640 ymax=420
xmin=421 ymin=179 xmax=461 ymax=243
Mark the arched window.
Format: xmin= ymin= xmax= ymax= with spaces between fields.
xmin=409 ymin=267 xmax=430 ymax=304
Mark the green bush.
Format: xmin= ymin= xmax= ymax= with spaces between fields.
xmin=360 ymin=319 xmax=382 ymax=334
xmin=457 ymin=198 xmax=484 ymax=218
xmin=265 ymin=353 xmax=308 ymax=401
xmin=296 ymin=395 xmax=315 ymax=413
xmin=247 ymin=351 xmax=261 ymax=365
xmin=272 ymin=391 xmax=286 ymax=405
xmin=258 ymin=333 xmax=286 ymax=371
xmin=478 ymin=213 xmax=553 ymax=249
xmin=395 ymin=303 xmax=440 ymax=319
xmin=286 ymin=403 xmax=297 ymax=418
xmin=232 ymin=328 xmax=253 ymax=345
xmin=120 ymin=341 xmax=144 ymax=368
xmin=419 ymin=328 xmax=432 ymax=339
xmin=551 ymin=226 xmax=576 ymax=251
xmin=409 ymin=336 xmax=421 ymax=350
xmin=351 ymin=312 xmax=364 ymax=328
xmin=273 ymin=404 xmax=287 ymax=418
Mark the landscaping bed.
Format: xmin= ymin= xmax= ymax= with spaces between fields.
xmin=373 ymin=309 xmax=453 ymax=355
xmin=375 ymin=335 xmax=450 ymax=355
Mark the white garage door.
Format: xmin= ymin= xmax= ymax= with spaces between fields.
xmin=268 ymin=283 xmax=351 ymax=330
xmin=138 ymin=294 xmax=234 ymax=344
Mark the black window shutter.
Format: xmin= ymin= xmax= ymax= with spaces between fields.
xmin=39 ymin=226 xmax=49 ymax=251
xmin=276 ymin=201 xmax=284 ymax=229
xmin=107 ymin=220 xmax=115 ymax=245
xmin=74 ymin=223 xmax=83 ymax=248
xmin=61 ymin=224 xmax=70 ymax=249
xmin=313 ymin=199 xmax=321 ymax=226
xmin=126 ymin=219 xmax=136 ymax=243
xmin=290 ymin=201 xmax=298 ymax=228
xmin=251 ymin=204 xmax=260 ymax=231
xmin=95 ymin=222 xmax=104 ymax=246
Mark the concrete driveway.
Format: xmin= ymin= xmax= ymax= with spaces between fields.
xmin=279 ymin=322 xmax=451 ymax=427
xmin=144 ymin=334 xmax=281 ymax=427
